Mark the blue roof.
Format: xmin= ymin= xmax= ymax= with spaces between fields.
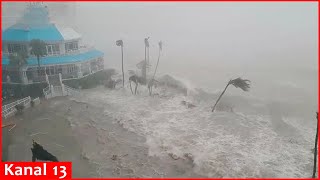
xmin=2 ymin=50 xmax=104 ymax=66
xmin=3 ymin=24 xmax=64 ymax=42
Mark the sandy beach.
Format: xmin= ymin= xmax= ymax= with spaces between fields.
xmin=3 ymin=94 xmax=203 ymax=178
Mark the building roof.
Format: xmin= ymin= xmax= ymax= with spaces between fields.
xmin=57 ymin=26 xmax=81 ymax=41
xmin=2 ymin=50 xmax=104 ymax=66
xmin=2 ymin=4 xmax=81 ymax=42
xmin=3 ymin=24 xmax=64 ymax=42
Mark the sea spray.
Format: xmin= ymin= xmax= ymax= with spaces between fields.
xmin=72 ymin=75 xmax=314 ymax=178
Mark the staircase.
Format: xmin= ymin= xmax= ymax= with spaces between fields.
xmin=48 ymin=75 xmax=61 ymax=86
xmin=43 ymin=73 xmax=80 ymax=99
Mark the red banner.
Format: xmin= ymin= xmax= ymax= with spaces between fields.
xmin=0 ymin=162 xmax=72 ymax=179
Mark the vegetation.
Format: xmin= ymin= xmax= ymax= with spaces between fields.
xmin=152 ymin=41 xmax=162 ymax=81
xmin=30 ymin=39 xmax=47 ymax=75
xmin=9 ymin=51 xmax=28 ymax=68
xmin=2 ymin=83 xmax=47 ymax=102
xmin=116 ymin=40 xmax=124 ymax=87
xmin=31 ymin=100 xmax=35 ymax=107
xmin=15 ymin=104 xmax=24 ymax=114
xmin=142 ymin=37 xmax=150 ymax=83
xmin=148 ymin=41 xmax=163 ymax=96
xmin=212 ymin=77 xmax=251 ymax=112
xmin=8 ymin=51 xmax=28 ymax=83
xmin=64 ymin=69 xmax=117 ymax=89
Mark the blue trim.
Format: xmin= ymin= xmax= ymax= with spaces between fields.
xmin=2 ymin=50 xmax=104 ymax=66
xmin=3 ymin=24 xmax=64 ymax=42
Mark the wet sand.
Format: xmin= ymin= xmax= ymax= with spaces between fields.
xmin=4 ymin=96 xmax=203 ymax=178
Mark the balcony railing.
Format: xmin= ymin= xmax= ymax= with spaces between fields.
xmin=2 ymin=46 xmax=95 ymax=58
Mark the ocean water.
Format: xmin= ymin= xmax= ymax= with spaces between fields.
xmin=73 ymin=71 xmax=317 ymax=178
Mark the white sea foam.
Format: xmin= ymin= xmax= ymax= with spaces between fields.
xmin=75 ymin=76 xmax=315 ymax=178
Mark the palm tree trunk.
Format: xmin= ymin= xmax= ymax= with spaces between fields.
xmin=312 ymin=113 xmax=318 ymax=178
xmin=147 ymin=47 xmax=150 ymax=72
xmin=135 ymin=83 xmax=138 ymax=95
xmin=212 ymin=82 xmax=231 ymax=112
xmin=121 ymin=46 xmax=124 ymax=87
xmin=143 ymin=46 xmax=147 ymax=82
xmin=37 ymin=56 xmax=41 ymax=76
xmin=152 ymin=48 xmax=161 ymax=81
xmin=129 ymin=81 xmax=133 ymax=94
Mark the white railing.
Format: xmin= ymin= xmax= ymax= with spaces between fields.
xmin=3 ymin=46 xmax=95 ymax=58
xmin=2 ymin=96 xmax=31 ymax=119
xmin=64 ymin=85 xmax=80 ymax=96
xmin=42 ymin=84 xmax=80 ymax=99
xmin=43 ymin=86 xmax=51 ymax=99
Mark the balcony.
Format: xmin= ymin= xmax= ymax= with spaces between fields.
xmin=2 ymin=46 xmax=95 ymax=58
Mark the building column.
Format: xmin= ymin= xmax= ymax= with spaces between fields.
xmin=88 ymin=63 xmax=92 ymax=74
xmin=45 ymin=73 xmax=49 ymax=85
xmin=58 ymin=73 xmax=62 ymax=85
xmin=77 ymin=63 xmax=83 ymax=78
xmin=21 ymin=70 xmax=28 ymax=84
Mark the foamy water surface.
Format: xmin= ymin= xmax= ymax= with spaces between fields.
xmin=73 ymin=77 xmax=316 ymax=178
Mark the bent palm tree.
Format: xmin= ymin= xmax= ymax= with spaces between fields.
xmin=312 ymin=112 xmax=318 ymax=178
xmin=152 ymin=41 xmax=162 ymax=81
xmin=148 ymin=41 xmax=163 ymax=96
xmin=116 ymin=40 xmax=124 ymax=87
xmin=212 ymin=77 xmax=251 ymax=112
xmin=30 ymin=39 xmax=47 ymax=76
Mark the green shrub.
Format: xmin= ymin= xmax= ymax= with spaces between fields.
xmin=15 ymin=104 xmax=24 ymax=114
xmin=63 ymin=69 xmax=117 ymax=89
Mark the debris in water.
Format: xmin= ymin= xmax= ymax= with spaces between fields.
xmin=168 ymin=153 xmax=179 ymax=160
xmin=111 ymin=155 xmax=118 ymax=160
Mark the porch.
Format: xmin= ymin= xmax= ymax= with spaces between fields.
xmin=3 ymin=57 xmax=104 ymax=84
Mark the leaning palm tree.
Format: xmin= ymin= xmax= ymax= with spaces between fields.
xmin=152 ymin=41 xmax=162 ymax=81
xmin=312 ymin=112 xmax=318 ymax=178
xmin=212 ymin=77 xmax=251 ymax=112
xmin=30 ymin=39 xmax=47 ymax=76
xmin=116 ymin=40 xmax=124 ymax=87
xmin=148 ymin=41 xmax=163 ymax=96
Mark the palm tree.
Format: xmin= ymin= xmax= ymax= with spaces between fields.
xmin=116 ymin=40 xmax=124 ymax=87
xmin=312 ymin=112 xmax=318 ymax=178
xmin=9 ymin=51 xmax=28 ymax=82
xmin=152 ymin=41 xmax=162 ymax=81
xmin=9 ymin=51 xmax=28 ymax=68
xmin=212 ymin=77 xmax=251 ymax=112
xmin=143 ymin=37 xmax=150 ymax=83
xmin=30 ymin=39 xmax=47 ymax=75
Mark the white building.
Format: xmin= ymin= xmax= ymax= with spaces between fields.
xmin=2 ymin=3 xmax=104 ymax=85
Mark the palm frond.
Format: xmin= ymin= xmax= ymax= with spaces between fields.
xmin=30 ymin=39 xmax=47 ymax=57
xmin=144 ymin=37 xmax=150 ymax=47
xmin=159 ymin=41 xmax=162 ymax=51
xmin=9 ymin=51 xmax=28 ymax=67
xmin=229 ymin=77 xmax=251 ymax=91
xmin=116 ymin=40 xmax=123 ymax=47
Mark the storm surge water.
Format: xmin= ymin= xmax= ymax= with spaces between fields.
xmin=73 ymin=74 xmax=316 ymax=178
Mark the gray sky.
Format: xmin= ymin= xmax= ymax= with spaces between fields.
xmin=73 ymin=2 xmax=317 ymax=72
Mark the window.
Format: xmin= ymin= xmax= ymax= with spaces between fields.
xmin=46 ymin=44 xmax=60 ymax=55
xmin=67 ymin=64 xmax=75 ymax=73
xmin=45 ymin=66 xmax=55 ymax=75
xmin=7 ymin=44 xmax=26 ymax=54
xmin=65 ymin=41 xmax=78 ymax=52
xmin=56 ymin=65 xmax=62 ymax=74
